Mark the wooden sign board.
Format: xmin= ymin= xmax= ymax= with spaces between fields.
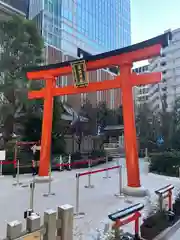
xmin=71 ymin=60 xmax=89 ymax=87
xmin=22 ymin=231 xmax=41 ymax=240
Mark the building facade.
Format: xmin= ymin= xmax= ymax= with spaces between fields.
xmin=148 ymin=28 xmax=180 ymax=113
xmin=133 ymin=64 xmax=150 ymax=111
xmin=29 ymin=0 xmax=131 ymax=110
xmin=0 ymin=0 xmax=29 ymax=18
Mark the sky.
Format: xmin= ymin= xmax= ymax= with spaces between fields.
xmin=131 ymin=0 xmax=180 ymax=44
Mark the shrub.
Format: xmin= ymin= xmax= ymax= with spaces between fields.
xmin=71 ymin=152 xmax=82 ymax=162
xmin=90 ymin=149 xmax=106 ymax=158
xmin=149 ymin=151 xmax=180 ymax=177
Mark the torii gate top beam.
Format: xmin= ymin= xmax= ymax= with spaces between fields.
xmin=26 ymin=32 xmax=171 ymax=80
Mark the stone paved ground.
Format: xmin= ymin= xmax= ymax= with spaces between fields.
xmin=0 ymin=158 xmax=180 ymax=239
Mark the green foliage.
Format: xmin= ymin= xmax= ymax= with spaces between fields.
xmin=149 ymin=151 xmax=180 ymax=176
xmin=80 ymin=100 xmax=97 ymax=135
xmin=90 ymin=149 xmax=106 ymax=158
xmin=51 ymin=97 xmax=65 ymax=154
xmin=22 ymin=116 xmax=42 ymax=142
xmin=0 ymin=15 xmax=44 ymax=143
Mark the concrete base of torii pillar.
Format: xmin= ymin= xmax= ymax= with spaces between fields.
xmin=35 ymin=176 xmax=53 ymax=183
xmin=122 ymin=186 xmax=149 ymax=197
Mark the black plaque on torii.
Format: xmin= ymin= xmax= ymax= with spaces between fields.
xmin=71 ymin=60 xmax=89 ymax=88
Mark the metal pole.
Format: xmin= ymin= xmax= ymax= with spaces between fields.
xmin=43 ymin=164 xmax=55 ymax=197
xmin=68 ymin=154 xmax=71 ymax=170
xmin=115 ymin=166 xmax=124 ymax=198
xmin=116 ymin=158 xmax=119 ymax=173
xmin=0 ymin=160 xmax=2 ymax=176
xmin=59 ymin=155 xmax=63 ymax=171
xmin=48 ymin=164 xmax=52 ymax=194
xmin=145 ymin=148 xmax=148 ymax=158
xmin=103 ymin=155 xmax=111 ymax=179
xmin=30 ymin=181 xmax=35 ymax=211
xmin=84 ymin=159 xmax=94 ymax=188
xmin=74 ymin=174 xmax=85 ymax=218
xmin=75 ymin=174 xmax=79 ymax=214
xmin=13 ymin=160 xmax=22 ymax=186
xmin=17 ymin=160 xmax=20 ymax=184
xmin=14 ymin=144 xmax=17 ymax=178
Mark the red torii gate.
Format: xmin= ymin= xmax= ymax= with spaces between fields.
xmin=26 ymin=32 xmax=171 ymax=194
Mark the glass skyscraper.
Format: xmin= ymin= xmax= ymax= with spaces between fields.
xmin=68 ymin=0 xmax=131 ymax=51
xmin=29 ymin=0 xmax=131 ymax=55
xmin=0 ymin=0 xmax=29 ymax=17
xmin=29 ymin=0 xmax=131 ymax=110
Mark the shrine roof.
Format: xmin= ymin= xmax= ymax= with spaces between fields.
xmin=26 ymin=31 xmax=171 ymax=73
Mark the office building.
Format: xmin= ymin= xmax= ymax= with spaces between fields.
xmin=133 ymin=64 xmax=150 ymax=111
xmin=0 ymin=0 xmax=29 ymax=19
xmin=148 ymin=28 xmax=180 ymax=113
xmin=29 ymin=0 xmax=131 ymax=110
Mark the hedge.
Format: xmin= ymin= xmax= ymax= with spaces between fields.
xmin=149 ymin=151 xmax=180 ymax=177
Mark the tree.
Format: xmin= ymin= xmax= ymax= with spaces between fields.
xmin=97 ymin=102 xmax=109 ymax=128
xmin=51 ymin=97 xmax=66 ymax=154
xmin=71 ymin=115 xmax=84 ymax=152
xmin=170 ymin=97 xmax=180 ymax=150
xmin=0 ymin=15 xmax=44 ymax=144
xmin=80 ymin=100 xmax=98 ymax=135
xmin=136 ymin=103 xmax=160 ymax=151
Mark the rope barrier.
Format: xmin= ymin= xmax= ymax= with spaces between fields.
xmin=78 ymin=165 xmax=119 ymax=177
xmin=0 ymin=160 xmax=16 ymax=165
xmin=55 ymin=157 xmax=105 ymax=167
xmin=16 ymin=141 xmax=38 ymax=146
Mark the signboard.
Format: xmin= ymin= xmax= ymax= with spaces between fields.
xmin=71 ymin=60 xmax=89 ymax=88
xmin=0 ymin=150 xmax=5 ymax=161
xmin=157 ymin=136 xmax=164 ymax=145
xmin=23 ymin=231 xmax=41 ymax=240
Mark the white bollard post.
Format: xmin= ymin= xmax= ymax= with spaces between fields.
xmin=68 ymin=154 xmax=71 ymax=170
xmin=59 ymin=155 xmax=63 ymax=171
xmin=6 ymin=220 xmax=22 ymax=239
xmin=74 ymin=173 xmax=85 ymax=218
xmin=103 ymin=155 xmax=111 ymax=179
xmin=43 ymin=164 xmax=55 ymax=197
xmin=114 ymin=166 xmax=124 ymax=198
xmin=44 ymin=209 xmax=57 ymax=240
xmin=84 ymin=159 xmax=94 ymax=188
xmin=26 ymin=213 xmax=40 ymax=232
xmin=13 ymin=160 xmax=22 ymax=186
xmin=57 ymin=204 xmax=74 ymax=240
